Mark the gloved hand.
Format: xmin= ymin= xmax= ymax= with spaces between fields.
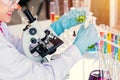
xmin=50 ymin=8 xmax=88 ymax=36
xmin=73 ymin=23 xmax=101 ymax=54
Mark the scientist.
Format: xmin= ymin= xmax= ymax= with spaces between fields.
xmin=0 ymin=0 xmax=100 ymax=80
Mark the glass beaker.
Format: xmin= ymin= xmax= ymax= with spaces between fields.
xmin=88 ymin=50 xmax=112 ymax=80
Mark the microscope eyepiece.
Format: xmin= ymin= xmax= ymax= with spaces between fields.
xmin=23 ymin=9 xmax=36 ymax=23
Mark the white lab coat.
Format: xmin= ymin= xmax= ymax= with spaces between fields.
xmin=0 ymin=22 xmax=81 ymax=80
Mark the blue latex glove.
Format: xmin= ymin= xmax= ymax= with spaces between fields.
xmin=73 ymin=23 xmax=100 ymax=54
xmin=50 ymin=8 xmax=88 ymax=36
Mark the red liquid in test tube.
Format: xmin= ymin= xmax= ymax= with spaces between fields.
xmin=99 ymin=24 xmax=106 ymax=49
xmin=100 ymin=31 xmax=104 ymax=49
xmin=50 ymin=12 xmax=55 ymax=22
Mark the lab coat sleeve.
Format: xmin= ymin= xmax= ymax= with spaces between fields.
xmin=7 ymin=32 xmax=24 ymax=54
xmin=0 ymin=37 xmax=81 ymax=80
xmin=43 ymin=45 xmax=82 ymax=80
xmin=1 ymin=22 xmax=24 ymax=54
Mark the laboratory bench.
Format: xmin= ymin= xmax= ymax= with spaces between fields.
xmin=8 ymin=20 xmax=120 ymax=80
xmin=8 ymin=20 xmax=99 ymax=80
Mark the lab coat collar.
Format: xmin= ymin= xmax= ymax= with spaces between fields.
xmin=0 ymin=22 xmax=4 ymax=36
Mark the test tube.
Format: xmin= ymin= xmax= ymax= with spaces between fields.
xmin=54 ymin=0 xmax=60 ymax=21
xmin=107 ymin=32 xmax=112 ymax=41
xmin=107 ymin=27 xmax=112 ymax=55
xmin=107 ymin=43 xmax=112 ymax=55
xmin=74 ymin=0 xmax=83 ymax=8
xmin=118 ymin=33 xmax=120 ymax=45
xmin=99 ymin=24 xmax=105 ymax=49
xmin=118 ymin=49 xmax=120 ymax=62
xmin=71 ymin=0 xmax=82 ymax=9
xmin=104 ymin=41 xmax=107 ymax=54
xmin=72 ymin=0 xmax=76 ymax=7
xmin=84 ymin=0 xmax=91 ymax=11
xmin=114 ymin=47 xmax=119 ymax=60
xmin=64 ymin=0 xmax=69 ymax=14
xmin=50 ymin=1 xmax=55 ymax=22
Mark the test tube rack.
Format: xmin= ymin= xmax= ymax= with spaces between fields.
xmin=99 ymin=26 xmax=120 ymax=62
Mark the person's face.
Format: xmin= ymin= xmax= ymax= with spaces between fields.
xmin=0 ymin=0 xmax=19 ymax=23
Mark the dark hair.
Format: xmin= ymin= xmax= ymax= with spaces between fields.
xmin=18 ymin=0 xmax=30 ymax=7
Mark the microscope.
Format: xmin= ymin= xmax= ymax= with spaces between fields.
xmin=22 ymin=9 xmax=63 ymax=62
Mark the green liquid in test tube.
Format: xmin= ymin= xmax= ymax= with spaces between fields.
xmin=118 ymin=48 xmax=120 ymax=61
xmin=103 ymin=41 xmax=107 ymax=54
xmin=114 ymin=47 xmax=119 ymax=60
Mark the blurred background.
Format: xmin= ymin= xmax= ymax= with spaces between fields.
xmin=8 ymin=0 xmax=120 ymax=28
xmin=8 ymin=0 xmax=48 ymax=25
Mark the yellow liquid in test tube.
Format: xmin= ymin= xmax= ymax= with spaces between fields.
xmin=107 ymin=43 xmax=111 ymax=55
xmin=118 ymin=49 xmax=120 ymax=61
xmin=54 ymin=15 xmax=60 ymax=21
xmin=107 ymin=32 xmax=111 ymax=41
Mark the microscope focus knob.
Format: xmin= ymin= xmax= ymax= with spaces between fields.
xmin=31 ymin=37 xmax=37 ymax=43
xmin=29 ymin=28 xmax=37 ymax=35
